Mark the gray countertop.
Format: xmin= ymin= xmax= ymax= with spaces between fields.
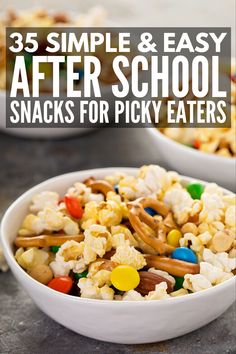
xmin=0 ymin=128 xmax=235 ymax=354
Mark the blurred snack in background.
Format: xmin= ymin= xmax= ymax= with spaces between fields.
xmin=159 ymin=66 xmax=236 ymax=159
xmin=0 ymin=7 xmax=119 ymax=92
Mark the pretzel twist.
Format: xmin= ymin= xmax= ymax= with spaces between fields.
xmin=145 ymin=254 xmax=200 ymax=277
xmin=85 ymin=179 xmax=114 ymax=196
xmin=15 ymin=234 xmax=84 ymax=248
xmin=127 ymin=198 xmax=175 ymax=255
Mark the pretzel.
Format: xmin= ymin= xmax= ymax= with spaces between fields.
xmin=15 ymin=234 xmax=84 ymax=248
xmin=163 ymin=212 xmax=178 ymax=231
xmin=127 ymin=199 xmax=174 ymax=255
xmin=145 ymin=254 xmax=200 ymax=277
xmin=84 ymin=178 xmax=114 ymax=196
xmin=137 ymin=197 xmax=170 ymax=217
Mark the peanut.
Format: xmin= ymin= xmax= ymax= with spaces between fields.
xmin=181 ymin=223 xmax=198 ymax=236
xmin=135 ymin=271 xmax=173 ymax=295
xmin=29 ymin=264 xmax=53 ymax=285
xmin=211 ymin=230 xmax=234 ymax=252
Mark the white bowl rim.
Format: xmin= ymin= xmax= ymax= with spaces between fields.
xmin=1 ymin=166 xmax=236 ymax=306
xmin=147 ymin=126 xmax=236 ymax=165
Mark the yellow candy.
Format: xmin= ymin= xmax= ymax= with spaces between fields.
xmin=110 ymin=265 xmax=140 ymax=291
xmin=39 ymin=63 xmax=52 ymax=79
xmin=167 ymin=229 xmax=182 ymax=247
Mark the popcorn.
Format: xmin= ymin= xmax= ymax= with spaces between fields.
xmin=128 ymin=165 xmax=180 ymax=201
xmin=30 ymin=191 xmax=59 ymax=213
xmin=225 ymin=205 xmax=236 ymax=228
xmin=137 ymin=165 xmax=172 ymax=198
xmin=89 ymin=193 xmax=104 ymax=204
xmin=200 ymin=262 xmax=233 ymax=285
xmin=199 ymin=192 xmax=225 ymax=223
xmin=105 ymin=172 xmax=127 ymax=186
xmin=183 ymin=274 xmax=212 ymax=292
xmin=78 ymin=277 xmax=114 ymax=300
xmin=19 ymin=206 xmax=80 ymax=236
xmin=19 ymin=214 xmax=45 ymax=236
xmin=99 ymin=285 xmax=114 ymax=300
xmin=78 ymin=278 xmax=100 ymax=299
xmin=81 ymin=202 xmax=99 ymax=229
xmin=111 ymin=225 xmax=138 ymax=248
xmin=145 ymin=282 xmax=170 ymax=300
xmin=170 ymin=289 xmax=189 ymax=297
xmin=91 ymin=270 xmax=111 ymax=287
xmin=163 ymin=184 xmax=195 ymax=224
xmin=0 ymin=247 xmax=8 ymax=272
xmin=50 ymin=260 xmax=71 ymax=277
xmin=87 ymin=260 xmax=104 ymax=278
xmin=83 ymin=225 xmax=112 ymax=264
xmin=180 ymin=232 xmax=204 ymax=253
xmin=63 ymin=216 xmax=79 ymax=235
xmin=39 ymin=208 xmax=65 ymax=231
xmin=202 ymin=248 xmax=236 ymax=273
xmin=56 ymin=240 xmax=84 ymax=263
xmin=98 ymin=200 xmax=123 ymax=227
xmin=50 ymin=240 xmax=86 ymax=277
xmin=111 ymin=245 xmax=146 ymax=270
xmin=122 ymin=290 xmax=144 ymax=301
xmin=118 ymin=176 xmax=137 ymax=200
xmin=67 ymin=182 xmax=104 ymax=205
xmin=107 ymin=191 xmax=129 ymax=219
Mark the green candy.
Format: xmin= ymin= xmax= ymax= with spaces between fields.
xmin=186 ymin=182 xmax=205 ymax=200
xmin=74 ymin=270 xmax=88 ymax=280
xmin=24 ymin=53 xmax=32 ymax=70
xmin=183 ymin=143 xmax=193 ymax=148
xmin=51 ymin=246 xmax=60 ymax=253
xmin=174 ymin=276 xmax=184 ymax=291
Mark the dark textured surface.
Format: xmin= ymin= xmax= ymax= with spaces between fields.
xmin=0 ymin=128 xmax=236 ymax=354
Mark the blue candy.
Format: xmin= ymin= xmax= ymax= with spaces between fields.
xmin=171 ymin=247 xmax=198 ymax=264
xmin=76 ymin=69 xmax=84 ymax=79
xmin=144 ymin=207 xmax=157 ymax=217
xmin=114 ymin=184 xmax=119 ymax=194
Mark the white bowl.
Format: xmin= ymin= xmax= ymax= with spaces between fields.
xmin=0 ymin=89 xmax=103 ymax=139
xmin=146 ymin=127 xmax=236 ymax=192
xmin=1 ymin=167 xmax=235 ymax=344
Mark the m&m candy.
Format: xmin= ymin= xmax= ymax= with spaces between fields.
xmin=172 ymin=247 xmax=198 ymax=264
xmin=51 ymin=245 xmax=60 ymax=253
xmin=114 ymin=184 xmax=119 ymax=194
xmin=174 ymin=276 xmax=184 ymax=291
xmin=144 ymin=207 xmax=157 ymax=217
xmin=74 ymin=270 xmax=88 ymax=280
xmin=48 ymin=276 xmax=73 ymax=294
xmin=167 ymin=229 xmax=182 ymax=247
xmin=186 ymin=182 xmax=204 ymax=200
xmin=110 ymin=265 xmax=140 ymax=291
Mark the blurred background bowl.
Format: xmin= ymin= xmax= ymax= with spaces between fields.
xmin=146 ymin=127 xmax=236 ymax=192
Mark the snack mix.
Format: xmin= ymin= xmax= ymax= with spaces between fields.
xmin=14 ymin=165 xmax=236 ymax=301
xmin=159 ymin=67 xmax=236 ymax=158
xmin=0 ymin=8 xmax=132 ymax=91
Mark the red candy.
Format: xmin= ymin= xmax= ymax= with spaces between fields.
xmin=64 ymin=196 xmax=83 ymax=219
xmin=48 ymin=276 xmax=73 ymax=294
xmin=193 ymin=139 xmax=201 ymax=149
xmin=230 ymin=73 xmax=236 ymax=83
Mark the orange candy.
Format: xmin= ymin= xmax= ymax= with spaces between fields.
xmin=48 ymin=276 xmax=73 ymax=294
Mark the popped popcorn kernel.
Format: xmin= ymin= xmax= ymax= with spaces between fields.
xmin=183 ymin=274 xmax=212 ymax=292
xmin=111 ymin=245 xmax=146 ymax=270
